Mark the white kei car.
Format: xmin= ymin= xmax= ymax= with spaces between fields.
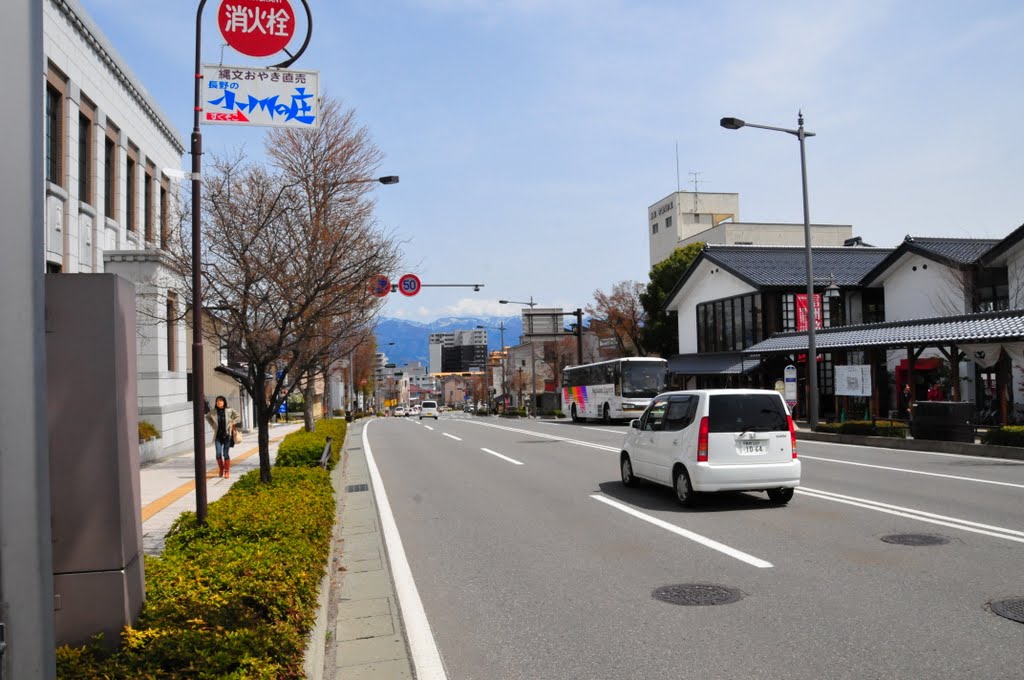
xmin=620 ymin=389 xmax=800 ymax=507
xmin=419 ymin=400 xmax=439 ymax=420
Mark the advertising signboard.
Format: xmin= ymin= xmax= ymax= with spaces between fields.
xmin=835 ymin=365 xmax=872 ymax=397
xmin=201 ymin=65 xmax=319 ymax=128
xmin=795 ymin=293 xmax=824 ymax=332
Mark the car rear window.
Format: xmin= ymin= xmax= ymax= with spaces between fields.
xmin=708 ymin=394 xmax=788 ymax=433
xmin=422 ymin=401 xmax=437 ymax=408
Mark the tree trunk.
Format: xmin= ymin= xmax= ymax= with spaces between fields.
xmin=303 ymin=372 xmax=316 ymax=432
xmin=253 ymin=369 xmax=273 ymax=483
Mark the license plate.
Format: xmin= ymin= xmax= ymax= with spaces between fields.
xmin=740 ymin=440 xmax=766 ymax=455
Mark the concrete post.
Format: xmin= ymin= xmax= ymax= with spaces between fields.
xmin=0 ymin=1 xmax=57 ymax=677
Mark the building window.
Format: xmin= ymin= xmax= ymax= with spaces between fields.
xmin=160 ymin=181 xmax=170 ymax=250
xmin=104 ymin=133 xmax=117 ymax=217
xmin=144 ymin=168 xmax=154 ymax=243
xmin=166 ymin=293 xmax=177 ymax=371
xmin=652 ymin=222 xmax=659 ymax=234
xmin=862 ymin=288 xmax=885 ymax=324
xmin=45 ymin=85 xmax=62 ymax=185
xmin=665 ymin=215 xmax=673 ymax=229
xmin=974 ymin=266 xmax=1009 ymax=312
xmin=78 ymin=113 xmax=92 ymax=204
xmin=125 ymin=149 xmax=137 ymax=232
xmin=697 ymin=293 xmax=764 ymax=354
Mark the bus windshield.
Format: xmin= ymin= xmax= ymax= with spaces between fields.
xmin=621 ymin=363 xmax=665 ymax=398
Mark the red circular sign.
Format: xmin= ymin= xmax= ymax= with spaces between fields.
xmin=370 ymin=275 xmax=390 ymax=298
xmin=398 ymin=274 xmax=421 ymax=297
xmin=218 ymin=0 xmax=296 ymax=58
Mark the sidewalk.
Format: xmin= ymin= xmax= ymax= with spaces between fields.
xmin=139 ymin=420 xmax=304 ymax=555
xmin=319 ymin=418 xmax=415 ymax=680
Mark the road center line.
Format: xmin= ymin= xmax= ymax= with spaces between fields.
xmin=442 ymin=433 xmax=462 ymax=441
xmin=424 ymin=426 xmax=435 ymax=431
xmin=590 ymin=494 xmax=773 ymax=569
xmin=801 ymin=454 xmax=1024 ymax=489
xmin=797 ymin=487 xmax=1024 ymax=544
xmin=466 ymin=420 xmax=619 ymax=452
xmin=362 ymin=421 xmax=448 ymax=679
xmin=480 ymin=448 xmax=524 ymax=465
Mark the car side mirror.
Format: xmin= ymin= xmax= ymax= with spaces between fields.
xmin=630 ymin=419 xmax=640 ymax=429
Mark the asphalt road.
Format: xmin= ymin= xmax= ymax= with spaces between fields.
xmin=365 ymin=414 xmax=1024 ymax=680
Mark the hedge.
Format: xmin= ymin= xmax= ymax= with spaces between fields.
xmin=813 ymin=420 xmax=908 ymax=438
xmin=981 ymin=426 xmax=1024 ymax=447
xmin=56 ymin=467 xmax=335 ymax=679
xmin=274 ymin=419 xmax=345 ymax=470
xmin=138 ymin=420 xmax=159 ymax=442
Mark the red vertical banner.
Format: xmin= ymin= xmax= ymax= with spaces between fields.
xmin=796 ymin=294 xmax=824 ymax=331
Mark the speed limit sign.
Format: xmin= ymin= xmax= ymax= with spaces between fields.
xmin=397 ymin=273 xmax=421 ymax=297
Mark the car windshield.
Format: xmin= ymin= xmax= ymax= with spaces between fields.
xmin=622 ymin=363 xmax=666 ymax=398
xmin=708 ymin=394 xmax=788 ymax=433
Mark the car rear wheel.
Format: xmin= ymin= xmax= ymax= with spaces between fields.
xmin=673 ymin=468 xmax=696 ymax=508
xmin=767 ymin=487 xmax=794 ymax=504
xmin=620 ymin=454 xmax=636 ymax=487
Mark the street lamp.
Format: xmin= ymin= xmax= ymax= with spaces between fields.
xmin=341 ymin=175 xmax=400 ymax=185
xmin=500 ymin=297 xmax=538 ymax=416
xmin=720 ymin=111 xmax=820 ymax=427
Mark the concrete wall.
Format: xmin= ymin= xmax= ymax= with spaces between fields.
xmin=877 ymin=253 xmax=967 ymax=322
xmin=678 ymin=223 xmax=853 ymax=249
xmin=667 ymin=259 xmax=757 ymax=354
xmin=648 ymin=192 xmax=739 ymax=266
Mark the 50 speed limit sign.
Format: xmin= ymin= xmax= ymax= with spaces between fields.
xmin=397 ymin=274 xmax=421 ymax=297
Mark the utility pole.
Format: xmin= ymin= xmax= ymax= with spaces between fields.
xmin=574 ymin=308 xmax=584 ymax=365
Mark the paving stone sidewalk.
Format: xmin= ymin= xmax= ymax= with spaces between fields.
xmin=321 ymin=418 xmax=414 ymax=680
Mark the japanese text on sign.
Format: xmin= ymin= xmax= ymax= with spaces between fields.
xmin=795 ymin=293 xmax=824 ymax=332
xmin=218 ymin=0 xmax=296 ymax=58
xmin=201 ymin=65 xmax=319 ymax=128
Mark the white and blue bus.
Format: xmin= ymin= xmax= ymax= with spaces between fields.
xmin=561 ymin=357 xmax=669 ymax=423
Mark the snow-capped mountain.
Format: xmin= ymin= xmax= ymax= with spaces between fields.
xmin=375 ymin=316 xmax=524 ymax=365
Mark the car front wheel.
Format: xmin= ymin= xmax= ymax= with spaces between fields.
xmin=620 ymin=454 xmax=636 ymax=487
xmin=673 ymin=468 xmax=696 ymax=508
xmin=767 ymin=487 xmax=795 ymax=504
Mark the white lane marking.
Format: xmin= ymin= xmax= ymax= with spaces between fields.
xmin=362 ymin=422 xmax=448 ymax=680
xmin=591 ymin=494 xmax=773 ymax=569
xmin=442 ymin=433 xmax=462 ymax=442
xmin=797 ymin=487 xmax=1024 ymax=544
xmin=424 ymin=426 xmax=435 ymax=431
xmin=803 ymin=438 xmax=1024 ymax=464
xmin=465 ymin=420 xmax=619 ymax=452
xmin=801 ymin=454 xmax=1024 ymax=490
xmin=536 ymin=421 xmax=625 ymax=435
xmin=480 ymin=448 xmax=524 ymax=466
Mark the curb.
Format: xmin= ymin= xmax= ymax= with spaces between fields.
xmin=796 ymin=430 xmax=1024 ymax=461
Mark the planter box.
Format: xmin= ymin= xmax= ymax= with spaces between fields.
xmin=138 ymin=438 xmax=163 ymax=465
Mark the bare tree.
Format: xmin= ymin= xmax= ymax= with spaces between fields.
xmin=587 ymin=281 xmax=647 ymax=357
xmin=170 ymin=97 xmax=400 ymax=482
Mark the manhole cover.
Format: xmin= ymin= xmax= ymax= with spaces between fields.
xmin=991 ymin=599 xmax=1024 ymax=624
xmin=344 ymin=483 xmax=369 ymax=493
xmin=880 ymin=533 xmax=949 ymax=546
xmin=652 ymin=584 xmax=742 ymax=606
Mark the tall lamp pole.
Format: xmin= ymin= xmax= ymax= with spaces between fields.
xmin=500 ymin=297 xmax=537 ymax=416
xmin=720 ymin=112 xmax=819 ymax=427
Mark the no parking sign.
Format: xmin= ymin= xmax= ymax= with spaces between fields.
xmin=398 ymin=274 xmax=421 ymax=297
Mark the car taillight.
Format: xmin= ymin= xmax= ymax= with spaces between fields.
xmin=697 ymin=416 xmax=709 ymax=462
xmin=787 ymin=415 xmax=797 ymax=459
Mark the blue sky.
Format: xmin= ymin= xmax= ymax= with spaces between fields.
xmin=80 ymin=0 xmax=1024 ymax=321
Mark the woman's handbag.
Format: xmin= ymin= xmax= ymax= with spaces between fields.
xmin=232 ymin=426 xmax=243 ymax=446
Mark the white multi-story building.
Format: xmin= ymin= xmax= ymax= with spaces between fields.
xmin=43 ymin=0 xmax=189 ymax=458
xmin=428 ymin=329 xmax=488 ymax=375
xmin=647 ymin=191 xmax=853 ymax=267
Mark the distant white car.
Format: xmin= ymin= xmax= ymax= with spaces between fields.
xmin=393 ymin=406 xmax=406 ymax=417
xmin=621 ymin=389 xmax=800 ymax=507
xmin=420 ymin=400 xmax=439 ymax=420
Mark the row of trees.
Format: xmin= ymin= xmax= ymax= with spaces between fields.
xmin=585 ymin=242 xmax=704 ymax=359
xmin=170 ymin=98 xmax=400 ymax=482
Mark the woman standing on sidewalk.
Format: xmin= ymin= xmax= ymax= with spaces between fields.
xmin=205 ymin=396 xmax=240 ymax=478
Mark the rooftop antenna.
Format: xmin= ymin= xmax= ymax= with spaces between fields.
xmin=675 ymin=141 xmax=681 ymax=193
xmin=688 ymin=171 xmax=704 ymax=213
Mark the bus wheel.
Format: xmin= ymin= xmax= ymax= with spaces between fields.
xmin=571 ymin=405 xmax=579 ymax=422
xmin=602 ymin=403 xmax=611 ymax=424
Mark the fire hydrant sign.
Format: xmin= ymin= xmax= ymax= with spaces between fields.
xmin=218 ymin=0 xmax=296 ymax=58
xmin=201 ymin=65 xmax=319 ymax=128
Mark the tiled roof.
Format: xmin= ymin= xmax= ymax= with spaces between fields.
xmin=703 ymin=245 xmax=893 ymax=288
xmin=981 ymin=223 xmax=1024 ymax=264
xmin=744 ymin=309 xmax=1024 ymax=354
xmin=905 ymin=236 xmax=1001 ymax=265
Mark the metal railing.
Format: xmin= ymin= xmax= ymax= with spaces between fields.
xmin=319 ymin=436 xmax=333 ymax=469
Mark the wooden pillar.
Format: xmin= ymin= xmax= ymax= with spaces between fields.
xmin=998 ymin=350 xmax=1009 ymax=426
xmin=951 ymin=345 xmax=960 ymax=401
xmin=907 ymin=346 xmax=917 ymax=418
xmin=868 ymin=348 xmax=879 ymax=419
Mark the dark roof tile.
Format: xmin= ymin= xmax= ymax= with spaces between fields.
xmin=703 ymin=245 xmax=893 ymax=288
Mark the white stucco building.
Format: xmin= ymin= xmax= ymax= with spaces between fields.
xmin=44 ymin=0 xmax=189 ymax=457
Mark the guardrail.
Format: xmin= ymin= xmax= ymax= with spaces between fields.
xmin=319 ymin=436 xmax=332 ymax=470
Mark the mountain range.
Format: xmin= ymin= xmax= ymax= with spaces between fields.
xmin=375 ymin=316 xmax=525 ymax=366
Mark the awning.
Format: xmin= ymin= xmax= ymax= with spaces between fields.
xmin=668 ymin=352 xmax=761 ymax=375
xmin=744 ymin=309 xmax=1024 ymax=355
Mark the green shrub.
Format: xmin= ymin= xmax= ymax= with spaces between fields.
xmin=836 ymin=420 xmax=908 ymax=438
xmin=56 ymin=468 xmax=334 ymax=679
xmin=981 ymin=426 xmax=1024 ymax=447
xmin=138 ymin=420 xmax=160 ymax=442
xmin=814 ymin=422 xmax=842 ymax=434
xmin=274 ymin=420 xmax=344 ymax=470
